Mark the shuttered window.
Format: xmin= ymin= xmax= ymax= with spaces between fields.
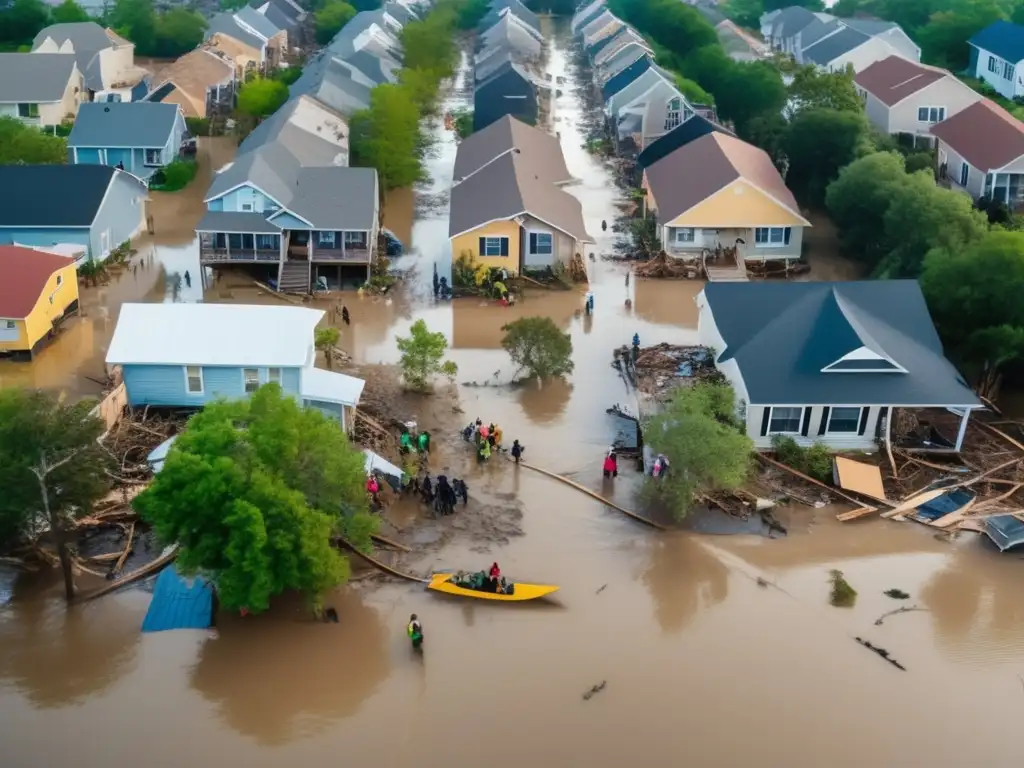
xmin=479 ymin=236 xmax=509 ymax=256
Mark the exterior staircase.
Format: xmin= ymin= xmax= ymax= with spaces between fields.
xmin=278 ymin=260 xmax=311 ymax=293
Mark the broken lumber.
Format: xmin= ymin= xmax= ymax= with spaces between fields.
xmin=757 ymin=454 xmax=885 ymax=510
xmin=835 ymin=506 xmax=881 ymax=522
xmin=880 ymin=488 xmax=950 ymax=519
xmin=114 ymin=523 xmax=136 ymax=571
xmin=928 ymin=496 xmax=977 ymax=529
xmin=976 ymin=421 xmax=1024 ymax=453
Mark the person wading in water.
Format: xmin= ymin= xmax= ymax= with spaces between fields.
xmin=407 ymin=614 xmax=423 ymax=649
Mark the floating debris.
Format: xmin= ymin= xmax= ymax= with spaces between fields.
xmin=855 ymin=637 xmax=907 ymax=671
xmin=884 ymin=589 xmax=910 ymax=600
xmin=874 ymin=605 xmax=926 ymax=626
xmin=582 ymin=680 xmax=607 ymax=700
xmin=829 ymin=569 xmax=857 ymax=608
xmin=595 ymin=584 xmax=607 ymax=595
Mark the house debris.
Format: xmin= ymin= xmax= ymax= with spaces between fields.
xmin=612 ymin=343 xmax=722 ymax=400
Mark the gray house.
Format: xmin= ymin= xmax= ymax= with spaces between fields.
xmin=0 ymin=52 xmax=83 ymax=127
xmin=67 ymin=102 xmax=187 ymax=179
xmin=697 ymin=281 xmax=982 ymax=452
xmin=0 ymin=164 xmax=148 ymax=261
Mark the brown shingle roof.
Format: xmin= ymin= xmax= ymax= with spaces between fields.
xmin=0 ymin=246 xmax=74 ymax=319
xmin=930 ymin=99 xmax=1024 ymax=171
xmin=644 ymin=133 xmax=804 ymax=222
xmin=854 ymin=55 xmax=947 ymax=107
xmin=158 ymin=49 xmax=233 ymax=101
xmin=453 ymin=115 xmax=572 ymax=185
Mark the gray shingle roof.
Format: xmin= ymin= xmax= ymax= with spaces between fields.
xmin=798 ymin=17 xmax=842 ymax=50
xmin=802 ymin=26 xmax=870 ymax=64
xmin=68 ymin=102 xmax=179 ymax=148
xmin=453 ymin=114 xmax=571 ymax=184
xmin=206 ymin=12 xmax=266 ymax=51
xmin=195 ymin=210 xmax=283 ymax=233
xmin=32 ymin=22 xmax=112 ymax=51
xmin=290 ymin=55 xmax=372 ymax=116
xmin=385 ymin=2 xmax=415 ymax=24
xmin=0 ymin=53 xmax=77 ymax=103
xmin=0 ymin=164 xmax=118 ymax=226
xmin=235 ymin=4 xmax=282 ymax=39
xmin=704 ymin=281 xmax=979 ymax=407
xmin=842 ymin=17 xmax=898 ymax=36
xmin=476 ymin=49 xmax=514 ymax=82
xmin=771 ymin=6 xmax=820 ymax=38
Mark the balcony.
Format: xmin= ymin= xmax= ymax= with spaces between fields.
xmin=310 ymin=244 xmax=371 ymax=263
xmin=199 ymin=246 xmax=281 ymax=264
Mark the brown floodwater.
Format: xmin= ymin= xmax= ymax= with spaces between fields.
xmin=3 ymin=19 xmax=1024 ymax=768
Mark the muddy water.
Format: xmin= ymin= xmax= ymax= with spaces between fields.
xmin=4 ymin=20 xmax=1024 ymax=768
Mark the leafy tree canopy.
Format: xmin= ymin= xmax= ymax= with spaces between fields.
xmin=401 ymin=3 xmax=459 ymax=78
xmin=135 ymin=385 xmax=374 ymax=613
xmin=501 ymin=317 xmax=575 ymax=379
xmin=109 ymin=0 xmax=206 ymax=58
xmin=0 ymin=0 xmax=50 ymax=47
xmin=350 ymin=83 xmax=424 ymax=190
xmin=0 ymin=117 xmax=68 ymax=165
xmin=51 ymin=0 xmax=90 ymax=24
xmin=314 ymin=0 xmax=356 ymax=45
xmin=237 ymin=77 xmax=289 ymax=118
xmin=396 ymin=319 xmax=457 ymax=391
xmin=781 ymin=108 xmax=872 ymax=205
xmin=787 ymin=65 xmax=862 ymax=114
xmin=641 ymin=382 xmax=753 ymax=520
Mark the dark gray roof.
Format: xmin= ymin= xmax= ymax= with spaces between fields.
xmin=704 ymin=281 xmax=980 ymax=407
xmin=842 ymin=17 xmax=898 ymax=36
xmin=0 ymin=164 xmax=118 ymax=227
xmin=32 ymin=22 xmax=112 ymax=51
xmin=798 ymin=17 xmax=842 ymax=50
xmin=770 ymin=6 xmax=819 ymax=38
xmin=236 ymin=5 xmax=282 ymax=38
xmin=206 ymin=13 xmax=265 ymax=51
xmin=0 ymin=53 xmax=77 ymax=103
xmin=290 ymin=55 xmax=372 ymax=116
xmin=196 ymin=210 xmax=282 ymax=233
xmin=336 ymin=49 xmax=397 ymax=85
xmin=385 ymin=2 xmax=415 ymax=24
xmin=68 ymin=102 xmax=179 ymax=148
xmin=802 ymin=25 xmax=869 ymax=64
xmin=476 ymin=50 xmax=514 ymax=82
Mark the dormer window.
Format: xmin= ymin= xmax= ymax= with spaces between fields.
xmin=821 ymin=345 xmax=906 ymax=373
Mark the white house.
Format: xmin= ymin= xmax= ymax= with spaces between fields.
xmin=696 ymin=281 xmax=982 ymax=452
xmin=969 ymin=20 xmax=1024 ymax=101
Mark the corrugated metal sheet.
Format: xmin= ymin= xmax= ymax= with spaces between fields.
xmin=141 ymin=565 xmax=213 ymax=633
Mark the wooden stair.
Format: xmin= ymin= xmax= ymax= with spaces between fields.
xmin=278 ymin=260 xmax=310 ymax=293
xmin=704 ymin=262 xmax=749 ymax=282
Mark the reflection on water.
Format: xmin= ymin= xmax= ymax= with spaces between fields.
xmin=517 ymin=376 xmax=573 ymax=424
xmin=642 ymin=534 xmax=728 ymax=634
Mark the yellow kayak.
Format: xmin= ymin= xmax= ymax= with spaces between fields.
xmin=427 ymin=573 xmax=559 ymax=602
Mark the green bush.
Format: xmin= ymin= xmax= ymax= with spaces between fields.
xmin=275 ymin=67 xmax=302 ymax=85
xmin=770 ymin=435 xmax=833 ymax=483
xmin=452 ymin=109 xmax=473 ymax=139
xmin=149 ymin=158 xmax=198 ymax=192
xmin=829 ymin=569 xmax=857 ymax=608
xmin=185 ymin=117 xmax=210 ymax=136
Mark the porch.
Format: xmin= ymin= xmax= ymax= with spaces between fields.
xmin=195 ymin=211 xmax=283 ymax=265
xmin=284 ymin=230 xmax=373 ymax=263
xmin=663 ymin=225 xmax=801 ymax=262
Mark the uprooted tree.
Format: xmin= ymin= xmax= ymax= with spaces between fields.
xmin=396 ymin=319 xmax=457 ymax=391
xmin=501 ymin=316 xmax=574 ymax=379
xmin=134 ymin=384 xmax=376 ymax=614
xmin=0 ymin=390 xmax=112 ymax=602
xmin=315 ymin=326 xmax=341 ymax=370
xmin=641 ymin=382 xmax=753 ymax=520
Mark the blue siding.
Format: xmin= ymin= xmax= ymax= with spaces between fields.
xmin=90 ymin=172 xmax=147 ymax=259
xmin=74 ymin=147 xmax=103 ymax=165
xmin=270 ymin=211 xmax=311 ymax=229
xmin=123 ymin=364 xmax=303 ymax=407
xmin=208 ymin=198 xmax=224 ymax=211
xmin=304 ymin=399 xmax=343 ymax=422
xmin=0 ymin=227 xmax=90 ymax=254
xmin=213 ymin=185 xmax=283 ymax=214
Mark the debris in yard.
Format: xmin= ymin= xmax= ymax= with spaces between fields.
xmin=633 ymin=251 xmax=701 ymax=279
xmin=595 ymin=584 xmax=607 ymax=595
xmin=874 ymin=605 xmax=926 ymax=626
xmin=884 ymin=589 xmax=910 ymax=600
xmin=613 ymin=343 xmax=723 ymax=401
xmin=756 ymin=577 xmax=769 ymax=588
xmin=833 ymin=457 xmax=888 ymax=502
xmin=829 ymin=569 xmax=857 ymax=608
xmin=855 ymin=637 xmax=906 ymax=671
xmin=582 ymin=680 xmax=607 ymax=700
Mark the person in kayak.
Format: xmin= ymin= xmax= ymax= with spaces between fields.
xmin=489 ymin=562 xmax=501 ymax=592
xmin=407 ymin=614 xmax=423 ymax=649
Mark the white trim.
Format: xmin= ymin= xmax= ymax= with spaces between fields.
xmin=204 ymin=180 xmax=286 ymax=207
xmin=751 ymin=402 xmax=984 ymax=409
xmin=184 ymin=365 xmax=204 ymax=395
xmin=266 ymin=206 xmax=315 ymax=228
xmin=666 ymin=177 xmax=811 ymax=228
xmin=825 ymin=406 xmax=862 ymax=434
xmin=450 ymin=210 xmax=588 ymax=243
xmin=767 ymin=406 xmax=804 ymax=435
xmin=916 ymin=105 xmax=946 ymax=123
xmin=242 ymin=367 xmax=260 ymax=394
xmin=526 ymin=229 xmax=553 ymax=255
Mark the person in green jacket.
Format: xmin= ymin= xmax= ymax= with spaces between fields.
xmin=417 ymin=430 xmax=430 ymax=453
xmin=399 ymin=430 xmax=415 ymax=454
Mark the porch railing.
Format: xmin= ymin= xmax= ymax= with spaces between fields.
xmin=199 ymin=246 xmax=281 ymax=263
xmin=310 ymin=245 xmax=371 ymax=263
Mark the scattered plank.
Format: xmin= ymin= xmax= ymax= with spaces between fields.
xmin=757 ymin=454 xmax=884 ymax=510
xmin=880 ymin=488 xmax=949 ymax=519
xmin=928 ymin=496 xmax=977 ymax=529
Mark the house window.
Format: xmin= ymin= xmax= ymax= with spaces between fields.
xmin=241 ymin=203 xmax=253 ymax=211
xmin=674 ymin=227 xmax=694 ymax=243
xmin=768 ymin=407 xmax=803 ymax=435
xmin=17 ymin=103 xmax=39 ymax=118
xmin=959 ymin=162 xmax=970 ymax=187
xmin=344 ymin=231 xmax=367 ymax=246
xmin=989 ymin=55 xmax=998 ymax=73
xmin=827 ymin=407 xmax=862 ymax=434
xmin=268 ymin=367 xmax=282 ymax=385
xmin=754 ymin=227 xmax=792 ymax=247
xmin=482 ymin=236 xmax=508 ymax=256
xmin=916 ymin=106 xmax=945 ymax=123
xmin=185 ymin=366 xmax=204 ymax=395
xmin=55 ymin=275 xmax=63 ymax=287
xmin=529 ymin=232 xmax=553 ymax=254
xmin=1005 ymin=62 xmax=1015 ymax=80
xmin=318 ymin=231 xmax=336 ymax=247
xmin=4 ymin=320 xmax=15 ymax=330
xmin=255 ymin=234 xmax=278 ymax=251
xmin=143 ymin=148 xmax=162 ymax=166
xmin=243 ymin=368 xmax=259 ymax=393
xmin=664 ymin=97 xmax=682 ymax=131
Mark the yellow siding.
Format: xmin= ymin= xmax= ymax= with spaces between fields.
xmin=450 ymin=219 xmax=522 ymax=274
xmin=667 ymin=179 xmax=806 ymax=228
xmin=0 ymin=320 xmax=30 ymax=353
xmin=21 ymin=263 xmax=80 ymax=352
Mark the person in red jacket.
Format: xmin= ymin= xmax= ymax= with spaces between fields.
xmin=603 ymin=451 xmax=618 ymax=479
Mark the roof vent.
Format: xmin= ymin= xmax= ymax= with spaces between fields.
xmin=104 ymin=106 xmax=111 ymax=112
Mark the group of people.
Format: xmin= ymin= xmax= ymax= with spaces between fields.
xmin=432 ymin=265 xmax=452 ymax=300
xmin=463 ymin=419 xmax=505 ymax=463
xmin=400 ymin=429 xmax=431 ymax=455
xmin=452 ymin=563 xmax=511 ymax=594
xmin=416 ymin=472 xmax=468 ymax=516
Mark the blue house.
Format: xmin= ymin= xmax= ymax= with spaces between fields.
xmin=0 ymin=164 xmax=147 ymax=261
xmin=105 ymin=303 xmax=365 ymax=429
xmin=68 ymin=102 xmax=187 ymax=180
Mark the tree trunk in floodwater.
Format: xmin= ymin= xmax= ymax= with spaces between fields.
xmin=32 ymin=453 xmax=82 ymax=603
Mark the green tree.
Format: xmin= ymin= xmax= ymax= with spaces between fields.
xmin=396 ymin=319 xmax=457 ymax=391
xmin=399 ymin=67 xmax=443 ymax=115
xmin=314 ymin=0 xmax=356 ymax=44
xmin=274 ymin=66 xmax=303 ymax=86
xmin=921 ymin=230 xmax=1024 ymax=396
xmin=135 ymin=385 xmax=373 ymax=614
xmin=501 ymin=317 xmax=574 ymax=379
xmin=456 ymin=0 xmax=488 ymax=28
xmin=825 ymin=151 xmax=909 ymax=270
xmin=0 ymin=0 xmax=50 ymax=47
xmin=51 ymin=0 xmax=90 ymax=23
xmin=110 ymin=0 xmax=157 ymax=53
xmin=764 ymin=0 xmax=823 ymax=9
xmin=641 ymin=382 xmax=753 ymax=520
xmin=0 ymin=390 xmax=111 ymax=602
xmin=782 ymin=108 xmax=871 ymax=205
xmin=787 ymin=65 xmax=862 ymax=114
xmin=350 ymin=83 xmax=424 ymax=190
xmin=918 ymin=0 xmax=1004 ymax=69
xmin=152 ymin=8 xmax=207 ymax=57
xmin=673 ymin=73 xmax=712 ymax=106
xmin=0 ymin=117 xmax=68 ymax=164
xmin=715 ymin=60 xmax=788 ymax=134
xmin=315 ymin=326 xmax=340 ymax=369
xmin=237 ymin=76 xmax=289 ymax=118
xmin=722 ymin=0 xmax=765 ymax=29
xmin=401 ymin=3 xmax=459 ymax=77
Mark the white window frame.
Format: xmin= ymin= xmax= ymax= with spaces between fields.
xmin=184 ymin=365 xmax=204 ymax=395
xmin=268 ymin=367 xmax=282 ymax=385
xmin=754 ymin=227 xmax=791 ymax=247
xmin=1005 ymin=61 xmax=1015 ymax=80
xmin=664 ymin=97 xmax=682 ymax=131
xmin=989 ymin=55 xmax=998 ymax=73
xmin=529 ymin=231 xmax=553 ymax=255
xmin=344 ymin=230 xmax=366 ymax=245
xmin=917 ymin=106 xmax=945 ymax=123
xmin=242 ymin=367 xmax=260 ymax=394
xmin=826 ymin=406 xmax=862 ymax=434
xmin=673 ymin=227 xmax=694 ymax=243
xmin=959 ymin=161 xmax=970 ymax=188
xmin=318 ymin=230 xmax=336 ymax=247
xmin=483 ymin=236 xmax=507 ymax=256
xmin=143 ymin=148 xmax=162 ymax=167
xmin=241 ymin=203 xmax=253 ymax=212
xmin=768 ymin=406 xmax=803 ymax=435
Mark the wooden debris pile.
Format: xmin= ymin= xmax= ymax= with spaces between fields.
xmin=568 ymin=252 xmax=589 ymax=282
xmin=617 ymin=343 xmax=723 ymax=399
xmin=633 ymin=251 xmax=701 ymax=280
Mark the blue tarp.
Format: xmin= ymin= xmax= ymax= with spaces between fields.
xmin=147 ymin=435 xmax=178 ymax=474
xmin=983 ymin=515 xmax=1024 ymax=552
xmin=141 ymin=565 xmax=213 ymax=633
xmin=914 ymin=488 xmax=976 ymax=522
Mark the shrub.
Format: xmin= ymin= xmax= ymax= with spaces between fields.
xmin=185 ymin=117 xmax=210 ymax=136
xmin=771 ymin=435 xmax=833 ymax=483
xmin=829 ymin=569 xmax=857 ymax=607
xmin=149 ymin=158 xmax=198 ymax=192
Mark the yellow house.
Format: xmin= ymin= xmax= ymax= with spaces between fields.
xmin=449 ymin=152 xmax=591 ymax=276
xmin=642 ymin=132 xmax=811 ymax=262
xmin=0 ymin=246 xmax=80 ymax=359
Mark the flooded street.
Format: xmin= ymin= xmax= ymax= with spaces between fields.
xmin=4 ymin=20 xmax=1024 ymax=768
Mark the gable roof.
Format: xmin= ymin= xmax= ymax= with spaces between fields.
xmin=152 ymin=49 xmax=233 ymax=99
xmin=703 ymin=281 xmax=980 ymax=407
xmin=480 ymin=1 xmax=541 ymax=35
xmin=449 ymin=152 xmax=589 ymax=242
xmin=854 ymin=55 xmax=948 ymax=107
xmin=797 ymin=17 xmax=842 ymax=50
xmin=235 ymin=4 xmax=282 ymax=38
xmin=238 ymin=94 xmax=347 ymax=159
xmin=250 ymin=0 xmax=303 ymax=29
xmin=335 ymin=49 xmax=398 ymax=85
xmin=290 ymin=55 xmax=372 ymax=116
xmin=598 ymin=40 xmax=648 ymax=79
xmin=453 ymin=115 xmax=571 ymax=185
xmin=601 ymin=54 xmax=653 ymax=100
xmin=206 ymin=12 xmax=265 ymax=51
xmin=930 ymin=99 xmax=1024 ymax=171
xmin=0 ymin=53 xmax=77 ymax=103
xmin=0 ymin=246 xmax=74 ymax=319
xmin=385 ymin=2 xmax=416 ymax=24
xmin=573 ymin=3 xmax=607 ymax=35
xmin=842 ymin=17 xmax=899 ymax=36
xmin=802 ymin=25 xmax=870 ymax=65
xmin=68 ymin=102 xmax=180 ymax=148
xmin=106 ymin=303 xmax=323 ymax=367
xmin=481 ymin=13 xmax=543 ymax=52
xmin=475 ymin=49 xmax=515 ymax=81
xmin=769 ymin=6 xmax=819 ymax=38
xmin=637 ymin=114 xmax=735 ymax=168
xmin=581 ymin=9 xmax=617 ymax=40
xmin=645 ymin=133 xmax=804 ymax=223
xmin=475 ymin=59 xmax=532 ymax=92
xmin=607 ymin=66 xmax=671 ymax=113
xmin=969 ymin=20 xmax=1024 ymax=64
xmin=0 ymin=164 xmax=120 ymax=227
xmin=32 ymin=21 xmax=113 ymax=51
